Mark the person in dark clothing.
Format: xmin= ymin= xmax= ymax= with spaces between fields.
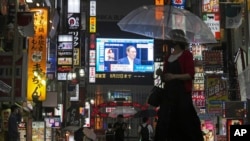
xmin=106 ymin=123 xmax=115 ymax=141
xmin=155 ymin=29 xmax=203 ymax=141
xmin=113 ymin=114 xmax=128 ymax=141
xmin=138 ymin=117 xmax=153 ymax=141
xmin=74 ymin=127 xmax=84 ymax=141
xmin=8 ymin=105 xmax=20 ymax=141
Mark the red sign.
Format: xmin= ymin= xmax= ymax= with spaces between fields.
xmin=192 ymin=90 xmax=206 ymax=107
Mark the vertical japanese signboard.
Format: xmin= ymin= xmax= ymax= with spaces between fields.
xmin=89 ymin=0 xmax=96 ymax=83
xmin=57 ymin=34 xmax=74 ymax=80
xmin=67 ymin=13 xmax=81 ymax=66
xmin=155 ymin=0 xmax=164 ymax=20
xmin=202 ymin=0 xmax=220 ymax=40
xmin=27 ymin=8 xmax=48 ymax=101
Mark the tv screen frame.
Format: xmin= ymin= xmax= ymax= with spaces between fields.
xmin=96 ymin=38 xmax=154 ymax=73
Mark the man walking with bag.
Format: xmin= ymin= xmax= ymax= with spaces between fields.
xmin=138 ymin=117 xmax=154 ymax=141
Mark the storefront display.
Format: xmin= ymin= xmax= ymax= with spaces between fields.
xmin=32 ymin=121 xmax=45 ymax=141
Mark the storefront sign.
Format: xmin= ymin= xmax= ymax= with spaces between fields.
xmin=171 ymin=0 xmax=186 ymax=9
xmin=27 ymin=8 xmax=48 ymax=101
xmin=89 ymin=17 xmax=96 ymax=33
xmin=89 ymin=67 xmax=96 ymax=83
xmin=192 ymin=91 xmax=206 ymax=107
xmin=206 ymin=75 xmax=228 ymax=114
xmin=90 ymin=0 xmax=96 ymax=16
xmin=155 ymin=0 xmax=164 ymax=5
xmin=203 ymin=13 xmax=221 ymax=40
xmin=67 ymin=13 xmax=81 ymax=30
xmin=202 ymin=0 xmax=219 ymax=13
xmin=89 ymin=50 xmax=96 ymax=66
xmin=56 ymin=35 xmax=74 ymax=81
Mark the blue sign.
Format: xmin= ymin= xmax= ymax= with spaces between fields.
xmin=171 ymin=0 xmax=186 ymax=9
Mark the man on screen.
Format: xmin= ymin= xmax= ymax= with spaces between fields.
xmin=117 ymin=45 xmax=141 ymax=65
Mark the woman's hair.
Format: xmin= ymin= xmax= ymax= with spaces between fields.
xmin=168 ymin=40 xmax=187 ymax=50
xmin=168 ymin=29 xmax=188 ymax=50
xmin=142 ymin=117 xmax=148 ymax=123
xmin=176 ymin=41 xmax=187 ymax=50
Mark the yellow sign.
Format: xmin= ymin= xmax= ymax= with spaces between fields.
xmin=206 ymin=75 xmax=228 ymax=114
xmin=89 ymin=17 xmax=96 ymax=33
xmin=27 ymin=8 xmax=48 ymax=101
xmin=155 ymin=0 xmax=164 ymax=5
xmin=74 ymin=48 xmax=80 ymax=66
xmin=155 ymin=7 xmax=164 ymax=20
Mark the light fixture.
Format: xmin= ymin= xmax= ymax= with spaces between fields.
xmin=67 ymin=72 xmax=76 ymax=80
xmin=85 ymin=101 xmax=90 ymax=107
xmin=26 ymin=0 xmax=33 ymax=3
xmin=90 ymin=99 xmax=95 ymax=105
xmin=79 ymin=68 xmax=85 ymax=77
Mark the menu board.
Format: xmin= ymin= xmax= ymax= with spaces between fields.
xmin=32 ymin=121 xmax=45 ymax=141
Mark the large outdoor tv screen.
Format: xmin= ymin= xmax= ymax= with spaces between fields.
xmin=96 ymin=38 xmax=154 ymax=72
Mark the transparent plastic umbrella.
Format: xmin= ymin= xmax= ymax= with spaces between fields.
xmin=108 ymin=106 xmax=137 ymax=118
xmin=83 ymin=127 xmax=97 ymax=141
xmin=118 ymin=5 xmax=217 ymax=44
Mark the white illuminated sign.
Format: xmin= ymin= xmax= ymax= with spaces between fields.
xmin=26 ymin=0 xmax=33 ymax=3
xmin=68 ymin=0 xmax=80 ymax=13
xmin=90 ymin=1 xmax=96 ymax=16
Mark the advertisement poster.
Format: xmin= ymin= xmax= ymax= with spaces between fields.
xmin=206 ymin=75 xmax=228 ymax=114
xmin=203 ymin=13 xmax=220 ymax=40
xmin=32 ymin=121 xmax=45 ymax=141
xmin=201 ymin=119 xmax=215 ymax=141
xmin=202 ymin=0 xmax=219 ymax=13
xmin=192 ymin=91 xmax=206 ymax=108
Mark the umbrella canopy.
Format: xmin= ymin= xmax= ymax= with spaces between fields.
xmin=118 ymin=5 xmax=217 ymax=44
xmin=108 ymin=106 xmax=137 ymax=118
xmin=83 ymin=127 xmax=97 ymax=141
xmin=134 ymin=109 xmax=157 ymax=118
xmin=62 ymin=126 xmax=81 ymax=132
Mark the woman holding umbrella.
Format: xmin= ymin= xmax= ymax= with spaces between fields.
xmin=155 ymin=29 xmax=203 ymax=141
